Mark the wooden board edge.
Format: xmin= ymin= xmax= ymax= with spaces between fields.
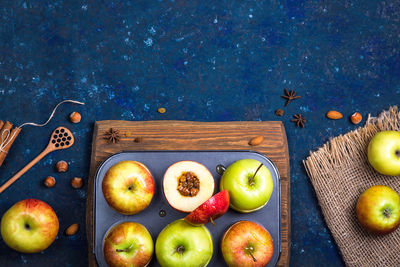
xmin=277 ymin=122 xmax=290 ymax=267
xmin=86 ymin=121 xmax=99 ymax=267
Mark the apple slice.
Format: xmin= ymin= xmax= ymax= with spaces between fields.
xmin=185 ymin=190 xmax=230 ymax=226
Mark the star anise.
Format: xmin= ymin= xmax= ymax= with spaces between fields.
xmin=291 ymin=114 xmax=306 ymax=128
xmin=281 ymin=88 xmax=301 ymax=106
xmin=104 ymin=128 xmax=120 ymax=143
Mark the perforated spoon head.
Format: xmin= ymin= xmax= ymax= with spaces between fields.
xmin=47 ymin=127 xmax=74 ymax=151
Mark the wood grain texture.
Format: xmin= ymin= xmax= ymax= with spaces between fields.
xmin=86 ymin=120 xmax=290 ymax=266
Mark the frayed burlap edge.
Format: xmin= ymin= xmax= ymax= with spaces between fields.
xmin=303 ymin=106 xmax=400 ymax=267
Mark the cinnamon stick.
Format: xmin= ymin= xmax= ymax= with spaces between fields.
xmin=0 ymin=121 xmax=4 ymax=131
xmin=0 ymin=122 xmax=21 ymax=166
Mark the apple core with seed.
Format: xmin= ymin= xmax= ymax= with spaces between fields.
xmin=163 ymin=161 xmax=215 ymax=213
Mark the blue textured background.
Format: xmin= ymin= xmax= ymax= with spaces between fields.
xmin=1 ymin=0 xmax=399 ymax=266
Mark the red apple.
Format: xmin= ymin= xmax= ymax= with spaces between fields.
xmin=184 ymin=190 xmax=230 ymax=225
xmin=1 ymin=199 xmax=59 ymax=253
xmin=103 ymin=222 xmax=154 ymax=267
xmin=356 ymin=185 xmax=400 ymax=234
xmin=102 ymin=161 xmax=155 ymax=215
xmin=163 ymin=161 xmax=215 ymax=213
xmin=221 ymin=221 xmax=274 ymax=267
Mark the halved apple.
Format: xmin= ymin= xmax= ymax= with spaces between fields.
xmin=185 ymin=190 xmax=230 ymax=225
xmin=163 ymin=161 xmax=215 ymax=213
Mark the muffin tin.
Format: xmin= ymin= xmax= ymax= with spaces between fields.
xmin=93 ymin=151 xmax=281 ymax=267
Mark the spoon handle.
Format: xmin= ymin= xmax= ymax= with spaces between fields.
xmin=0 ymin=148 xmax=51 ymax=194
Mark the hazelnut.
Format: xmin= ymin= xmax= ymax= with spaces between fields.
xmin=44 ymin=176 xmax=56 ymax=188
xmin=69 ymin=112 xmax=81 ymax=123
xmin=65 ymin=223 xmax=79 ymax=236
xmin=56 ymin=161 xmax=68 ymax=172
xmin=71 ymin=177 xmax=83 ymax=188
xmin=350 ymin=112 xmax=362 ymax=124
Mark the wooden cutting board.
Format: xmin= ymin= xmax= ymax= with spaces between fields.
xmin=86 ymin=120 xmax=290 ymax=266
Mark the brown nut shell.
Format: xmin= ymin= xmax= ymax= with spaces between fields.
xmin=65 ymin=223 xmax=79 ymax=236
xmin=69 ymin=112 xmax=81 ymax=123
xmin=71 ymin=177 xmax=83 ymax=188
xmin=56 ymin=161 xmax=68 ymax=172
xmin=350 ymin=112 xmax=362 ymax=124
xmin=248 ymin=136 xmax=264 ymax=146
xmin=44 ymin=176 xmax=56 ymax=188
xmin=326 ymin=110 xmax=343 ymax=120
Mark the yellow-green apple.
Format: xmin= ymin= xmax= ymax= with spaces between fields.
xmin=221 ymin=221 xmax=274 ymax=267
xmin=368 ymin=131 xmax=400 ymax=176
xmin=220 ymin=159 xmax=273 ymax=213
xmin=163 ymin=161 xmax=214 ymax=213
xmin=185 ymin=190 xmax=229 ymax=225
xmin=103 ymin=222 xmax=153 ymax=267
xmin=356 ymin=185 xmax=400 ymax=234
xmin=155 ymin=219 xmax=213 ymax=267
xmin=102 ymin=161 xmax=155 ymax=215
xmin=1 ymin=199 xmax=59 ymax=253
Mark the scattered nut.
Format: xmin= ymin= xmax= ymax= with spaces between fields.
xmin=157 ymin=107 xmax=166 ymax=114
xmin=65 ymin=223 xmax=79 ymax=236
xmin=134 ymin=137 xmax=143 ymax=143
xmin=248 ymin=136 xmax=264 ymax=146
xmin=350 ymin=112 xmax=362 ymax=124
xmin=56 ymin=161 xmax=68 ymax=172
xmin=71 ymin=177 xmax=83 ymax=188
xmin=69 ymin=112 xmax=81 ymax=123
xmin=44 ymin=176 xmax=56 ymax=188
xmin=326 ymin=110 xmax=343 ymax=120
xmin=275 ymin=109 xmax=285 ymax=116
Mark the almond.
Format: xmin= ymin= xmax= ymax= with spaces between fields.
xmin=326 ymin=110 xmax=343 ymax=120
xmin=248 ymin=136 xmax=264 ymax=146
xmin=350 ymin=112 xmax=362 ymax=124
xmin=65 ymin=223 xmax=79 ymax=236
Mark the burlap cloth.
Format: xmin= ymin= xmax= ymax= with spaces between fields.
xmin=303 ymin=106 xmax=400 ymax=267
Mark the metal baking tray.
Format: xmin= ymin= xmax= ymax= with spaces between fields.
xmin=93 ymin=151 xmax=281 ymax=267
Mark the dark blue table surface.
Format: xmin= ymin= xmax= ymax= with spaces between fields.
xmin=1 ymin=1 xmax=399 ymax=266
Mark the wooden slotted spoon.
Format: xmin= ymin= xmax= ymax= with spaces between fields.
xmin=0 ymin=126 xmax=74 ymax=194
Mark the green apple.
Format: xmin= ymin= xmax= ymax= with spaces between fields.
xmin=220 ymin=159 xmax=273 ymax=213
xmin=1 ymin=199 xmax=59 ymax=253
xmin=356 ymin=185 xmax=400 ymax=234
xmin=155 ymin=219 xmax=213 ymax=267
xmin=102 ymin=161 xmax=155 ymax=215
xmin=368 ymin=131 xmax=400 ymax=176
xmin=103 ymin=222 xmax=153 ymax=267
xmin=221 ymin=221 xmax=274 ymax=266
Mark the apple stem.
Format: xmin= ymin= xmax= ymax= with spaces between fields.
xmin=116 ymin=243 xmax=134 ymax=253
xmin=396 ymin=150 xmax=400 ymax=158
xmin=246 ymin=247 xmax=257 ymax=262
xmin=249 ymin=163 xmax=264 ymax=186
xmin=172 ymin=245 xmax=185 ymax=255
xmin=209 ymin=217 xmax=215 ymax=226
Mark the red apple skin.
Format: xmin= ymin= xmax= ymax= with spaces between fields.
xmin=102 ymin=161 xmax=155 ymax=215
xmin=103 ymin=222 xmax=154 ymax=267
xmin=356 ymin=185 xmax=400 ymax=234
xmin=221 ymin=221 xmax=273 ymax=267
xmin=1 ymin=199 xmax=59 ymax=253
xmin=184 ymin=190 xmax=230 ymax=225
